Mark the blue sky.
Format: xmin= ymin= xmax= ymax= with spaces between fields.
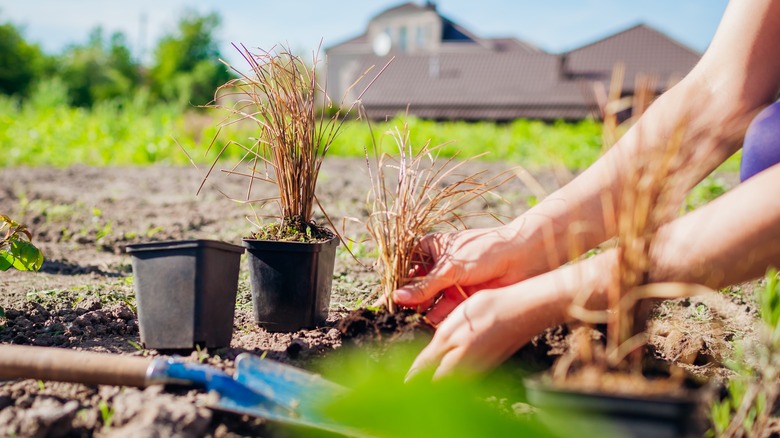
xmin=0 ymin=0 xmax=729 ymax=65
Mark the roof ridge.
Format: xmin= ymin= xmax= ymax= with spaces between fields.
xmin=563 ymin=22 xmax=700 ymax=56
xmin=369 ymin=2 xmax=425 ymax=20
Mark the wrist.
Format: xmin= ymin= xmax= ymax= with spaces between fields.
xmin=503 ymin=213 xmax=565 ymax=276
xmin=557 ymin=249 xmax=618 ymax=323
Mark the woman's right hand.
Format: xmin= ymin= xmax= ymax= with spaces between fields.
xmin=392 ymin=222 xmax=553 ymax=324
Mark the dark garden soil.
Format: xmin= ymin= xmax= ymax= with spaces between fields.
xmin=0 ymin=160 xmax=760 ymax=437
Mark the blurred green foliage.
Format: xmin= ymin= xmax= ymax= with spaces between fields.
xmin=298 ymin=342 xmax=556 ymax=438
xmin=0 ymin=97 xmax=607 ymax=169
xmin=0 ymin=10 xmax=231 ymax=110
xmin=333 ymin=114 xmax=604 ymax=168
xmin=0 ymin=90 xmax=183 ymax=166
xmin=0 ymin=21 xmax=48 ymax=97
xmin=149 ymin=11 xmax=233 ymax=107
xmin=58 ymin=28 xmax=141 ymax=107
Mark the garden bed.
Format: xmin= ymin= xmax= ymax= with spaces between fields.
xmin=0 ymin=161 xmax=756 ymax=436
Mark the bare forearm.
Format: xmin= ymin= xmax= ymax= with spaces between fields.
xmin=505 ymin=0 xmax=780 ymax=274
xmin=507 ymin=80 xmax=745 ymax=273
xmin=651 ymin=163 xmax=780 ymax=288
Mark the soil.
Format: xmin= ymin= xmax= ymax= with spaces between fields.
xmin=0 ymin=161 xmax=759 ymax=437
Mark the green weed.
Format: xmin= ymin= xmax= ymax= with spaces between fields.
xmin=98 ymin=400 xmax=114 ymax=429
xmin=708 ymin=269 xmax=780 ymax=436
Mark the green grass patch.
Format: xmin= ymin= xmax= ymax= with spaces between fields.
xmin=0 ymin=97 xmax=604 ymax=169
xmin=0 ymin=99 xmax=742 ymax=171
xmin=329 ymin=115 xmax=605 ymax=169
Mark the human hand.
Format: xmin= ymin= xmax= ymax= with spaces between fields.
xmin=405 ymin=280 xmax=567 ymax=380
xmin=405 ymin=251 xmax=612 ymax=380
xmin=392 ymin=224 xmax=550 ymax=324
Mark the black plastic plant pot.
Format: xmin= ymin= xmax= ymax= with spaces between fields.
xmin=126 ymin=240 xmax=244 ymax=350
xmin=242 ymin=236 xmax=339 ymax=332
xmin=524 ymin=378 xmax=708 ymax=438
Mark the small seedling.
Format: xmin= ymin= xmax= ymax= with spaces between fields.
xmin=195 ymin=344 xmax=209 ymax=364
xmin=359 ymin=116 xmax=509 ymax=312
xmin=0 ymin=215 xmax=44 ymax=272
xmin=98 ymin=400 xmax=114 ymax=429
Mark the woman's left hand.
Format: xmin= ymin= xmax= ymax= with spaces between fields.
xmin=406 ymin=251 xmax=615 ymax=381
xmin=406 ymin=279 xmax=565 ymax=380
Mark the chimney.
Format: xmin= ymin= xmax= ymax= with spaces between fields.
xmin=424 ymin=1 xmax=437 ymax=11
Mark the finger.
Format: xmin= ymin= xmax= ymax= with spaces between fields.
xmin=371 ymin=295 xmax=387 ymax=308
xmin=432 ymin=348 xmax=467 ymax=381
xmin=405 ymin=337 xmax=449 ymax=383
xmin=424 ymin=296 xmax=462 ymax=326
xmin=393 ymin=270 xmax=453 ymax=306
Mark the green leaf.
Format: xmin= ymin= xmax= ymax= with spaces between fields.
xmin=9 ymin=240 xmax=43 ymax=271
xmin=0 ymin=250 xmax=14 ymax=271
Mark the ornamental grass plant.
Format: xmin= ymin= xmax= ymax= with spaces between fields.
xmin=360 ymin=116 xmax=510 ymax=313
xmin=188 ymin=43 xmax=382 ymax=241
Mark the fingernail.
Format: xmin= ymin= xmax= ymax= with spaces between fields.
xmin=393 ymin=290 xmax=412 ymax=302
xmin=404 ymin=367 xmax=418 ymax=384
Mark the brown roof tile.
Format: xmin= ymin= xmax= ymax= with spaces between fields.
xmin=564 ymin=24 xmax=700 ymax=89
xmin=353 ymin=53 xmax=597 ymax=120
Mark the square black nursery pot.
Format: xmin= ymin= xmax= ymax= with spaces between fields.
xmin=524 ymin=378 xmax=708 ymax=438
xmin=126 ymin=240 xmax=244 ymax=350
xmin=243 ymin=236 xmax=339 ymax=333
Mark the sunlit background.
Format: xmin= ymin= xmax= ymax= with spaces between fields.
xmin=2 ymin=0 xmax=728 ymax=65
xmin=0 ymin=0 xmax=735 ymax=168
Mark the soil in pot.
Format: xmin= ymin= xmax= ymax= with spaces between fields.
xmin=524 ymin=329 xmax=712 ymax=438
xmin=525 ymin=372 xmax=709 ymax=438
xmin=126 ymin=239 xmax=243 ymax=350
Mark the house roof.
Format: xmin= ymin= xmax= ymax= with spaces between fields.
xmin=325 ymin=5 xmax=701 ymax=120
xmin=370 ymin=2 xmax=433 ymax=20
xmin=354 ymin=53 xmax=598 ymax=120
xmin=563 ymin=24 xmax=700 ymax=89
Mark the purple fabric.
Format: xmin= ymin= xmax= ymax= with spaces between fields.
xmin=740 ymin=100 xmax=780 ymax=182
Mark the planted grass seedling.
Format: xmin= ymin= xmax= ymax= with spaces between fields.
xmin=553 ymin=67 xmax=746 ymax=380
xmin=357 ymin=115 xmax=510 ymax=314
xmin=191 ymin=43 xmax=383 ymax=241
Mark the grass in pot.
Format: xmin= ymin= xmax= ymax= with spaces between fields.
xmin=196 ymin=44 xmax=377 ymax=332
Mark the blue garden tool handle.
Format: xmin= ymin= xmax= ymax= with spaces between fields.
xmin=0 ymin=345 xmax=360 ymax=435
xmin=146 ymin=357 xmax=269 ymax=407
